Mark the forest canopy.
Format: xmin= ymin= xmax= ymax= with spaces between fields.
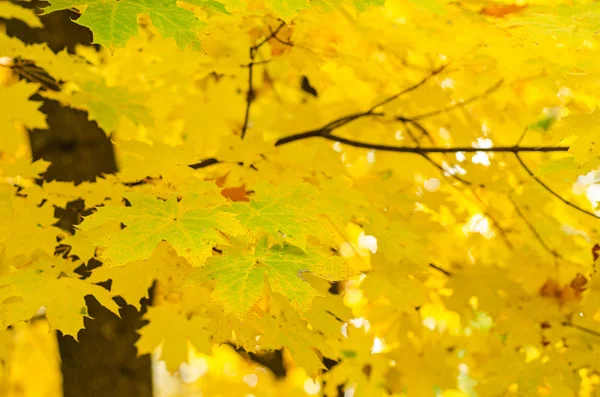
xmin=1 ymin=0 xmax=600 ymax=396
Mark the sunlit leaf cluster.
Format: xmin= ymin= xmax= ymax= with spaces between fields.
xmin=2 ymin=0 xmax=600 ymax=395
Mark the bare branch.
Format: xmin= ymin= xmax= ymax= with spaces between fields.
xmin=189 ymin=158 xmax=220 ymax=169
xmin=276 ymin=131 xmax=569 ymax=153
xmin=267 ymin=25 xmax=293 ymax=47
xmin=240 ymin=47 xmax=254 ymax=140
xmin=403 ymin=122 xmax=472 ymax=185
xmin=241 ymin=21 xmax=287 ymax=140
xmin=276 ymin=65 xmax=446 ymax=144
xmin=562 ymin=321 xmax=600 ymax=338
xmin=368 ymin=64 xmax=447 ymax=112
xmin=251 ymin=21 xmax=287 ymax=54
xmin=429 ymin=263 xmax=452 ymax=277
xmin=397 ymin=79 xmax=503 ymax=122
xmin=508 ymin=195 xmax=571 ymax=262
xmin=514 ymin=153 xmax=599 ymax=219
xmin=472 ymin=191 xmax=514 ymax=250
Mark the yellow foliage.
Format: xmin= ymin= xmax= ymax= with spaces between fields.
xmin=3 ymin=0 xmax=600 ymax=395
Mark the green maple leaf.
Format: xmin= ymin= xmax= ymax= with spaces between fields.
xmin=186 ymin=237 xmax=352 ymax=317
xmin=263 ymin=0 xmax=310 ymax=22
xmin=408 ymin=0 xmax=448 ymax=15
xmin=42 ymin=0 xmax=205 ymax=49
xmin=350 ymin=0 xmax=384 ymax=13
xmin=78 ymin=190 xmax=244 ymax=267
xmin=225 ymin=182 xmax=338 ymax=252
xmin=44 ymin=80 xmax=153 ymax=134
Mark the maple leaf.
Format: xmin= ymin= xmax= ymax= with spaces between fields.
xmin=387 ymin=334 xmax=459 ymax=396
xmin=445 ymin=265 xmax=525 ymax=317
xmin=408 ymin=0 xmax=448 ymax=15
xmin=0 ymin=185 xmax=59 ymax=262
xmin=42 ymin=0 xmax=205 ymax=49
xmin=0 ymin=82 xmax=47 ymax=154
xmin=186 ymin=236 xmax=352 ymax=317
xmin=476 ymin=349 xmax=543 ymax=396
xmin=5 ymin=0 xmax=600 ymax=393
xmin=113 ymin=140 xmax=199 ymax=182
xmin=225 ymin=182 xmax=339 ymax=251
xmin=254 ymin=294 xmax=335 ymax=377
xmin=60 ymin=221 xmax=122 ymax=263
xmin=361 ymin=261 xmax=428 ymax=315
xmin=263 ymin=0 xmax=309 ymax=23
xmin=549 ymin=110 xmax=600 ymax=165
xmin=322 ymin=327 xmax=389 ymax=397
xmin=136 ymin=300 xmax=212 ymax=372
xmin=90 ymin=241 xmax=192 ymax=308
xmin=0 ymin=158 xmax=50 ymax=180
xmin=78 ymin=188 xmax=244 ymax=267
xmin=0 ymin=2 xmax=43 ymax=28
xmin=44 ymin=79 xmax=153 ymax=133
xmin=137 ymin=283 xmax=258 ymax=372
xmin=301 ymin=274 xmax=352 ymax=340
xmin=0 ymin=255 xmax=120 ymax=338
xmin=350 ymin=0 xmax=385 ymax=13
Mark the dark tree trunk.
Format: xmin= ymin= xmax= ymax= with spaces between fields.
xmin=58 ymin=298 xmax=153 ymax=397
xmin=2 ymin=2 xmax=153 ymax=396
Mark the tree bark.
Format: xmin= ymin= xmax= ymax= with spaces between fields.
xmin=2 ymin=3 xmax=153 ymax=396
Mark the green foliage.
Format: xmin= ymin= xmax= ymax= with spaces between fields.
xmin=43 ymin=0 xmax=207 ymax=49
xmin=187 ymin=236 xmax=352 ymax=316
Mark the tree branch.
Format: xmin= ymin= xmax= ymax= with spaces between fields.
xmin=507 ymin=195 xmax=570 ymax=262
xmin=398 ymin=79 xmax=503 ymax=122
xmin=276 ymin=65 xmax=447 ymax=144
xmin=240 ymin=21 xmax=287 ymax=140
xmin=472 ymin=191 xmax=514 ymax=250
xmin=429 ymin=263 xmax=452 ymax=277
xmin=189 ymin=158 xmax=220 ymax=169
xmin=367 ymin=64 xmax=447 ymax=112
xmin=562 ymin=321 xmax=600 ymax=338
xmin=276 ymin=132 xmax=569 ymax=153
xmin=267 ymin=25 xmax=293 ymax=47
xmin=403 ymin=122 xmax=471 ymax=185
xmin=514 ymin=153 xmax=599 ymax=219
xmin=240 ymin=47 xmax=254 ymax=140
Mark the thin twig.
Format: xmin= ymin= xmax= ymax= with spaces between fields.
xmin=404 ymin=122 xmax=512 ymax=248
xmin=240 ymin=59 xmax=272 ymax=67
xmin=396 ymin=79 xmax=504 ymax=122
xmin=515 ymin=128 xmax=528 ymax=146
xmin=403 ymin=122 xmax=472 ymax=185
xmin=189 ymin=158 xmax=220 ymax=169
xmin=514 ymin=153 xmax=599 ymax=219
xmin=368 ymin=64 xmax=447 ymax=112
xmin=267 ymin=26 xmax=293 ymax=46
xmin=404 ymin=119 xmax=434 ymax=144
xmin=240 ymin=47 xmax=254 ymax=140
xmin=472 ymin=191 xmax=514 ymax=249
xmin=562 ymin=321 xmax=600 ymax=338
xmin=252 ymin=22 xmax=287 ymax=53
xmin=429 ymin=263 xmax=452 ymax=277
xmin=275 ymin=66 xmax=446 ymax=144
xmin=240 ymin=21 xmax=287 ymax=140
xmin=508 ymin=195 xmax=567 ymax=261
